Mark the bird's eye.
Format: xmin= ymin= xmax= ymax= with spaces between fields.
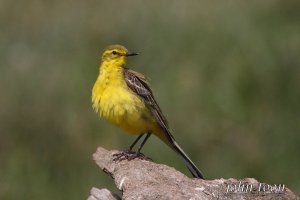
xmin=112 ymin=51 xmax=117 ymax=55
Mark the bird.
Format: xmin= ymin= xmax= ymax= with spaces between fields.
xmin=92 ymin=44 xmax=204 ymax=179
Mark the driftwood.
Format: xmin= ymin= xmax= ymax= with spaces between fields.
xmin=87 ymin=147 xmax=299 ymax=200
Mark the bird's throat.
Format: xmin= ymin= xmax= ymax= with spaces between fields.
xmin=98 ymin=60 xmax=126 ymax=88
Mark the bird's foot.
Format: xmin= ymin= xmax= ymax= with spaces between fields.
xmin=113 ymin=150 xmax=152 ymax=161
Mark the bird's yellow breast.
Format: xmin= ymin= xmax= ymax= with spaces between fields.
xmin=92 ymin=64 xmax=156 ymax=134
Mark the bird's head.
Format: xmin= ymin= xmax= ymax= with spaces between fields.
xmin=101 ymin=45 xmax=138 ymax=66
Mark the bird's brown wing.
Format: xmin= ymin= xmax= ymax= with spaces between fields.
xmin=123 ymin=68 xmax=170 ymax=131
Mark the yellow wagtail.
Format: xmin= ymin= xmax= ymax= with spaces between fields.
xmin=92 ymin=44 xmax=204 ymax=179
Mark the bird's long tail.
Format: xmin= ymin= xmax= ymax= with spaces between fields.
xmin=157 ymin=129 xmax=205 ymax=179
xmin=171 ymin=139 xmax=205 ymax=179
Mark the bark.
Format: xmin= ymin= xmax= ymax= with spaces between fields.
xmin=87 ymin=147 xmax=299 ymax=200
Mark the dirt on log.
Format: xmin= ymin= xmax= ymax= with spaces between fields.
xmin=87 ymin=147 xmax=299 ymax=200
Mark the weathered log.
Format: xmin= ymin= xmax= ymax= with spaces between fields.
xmin=87 ymin=147 xmax=299 ymax=200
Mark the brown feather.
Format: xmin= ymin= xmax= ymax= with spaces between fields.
xmin=123 ymin=68 xmax=170 ymax=131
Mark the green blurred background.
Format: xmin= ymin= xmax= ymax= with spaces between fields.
xmin=1 ymin=0 xmax=300 ymax=199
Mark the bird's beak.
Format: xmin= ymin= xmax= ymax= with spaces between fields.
xmin=125 ymin=51 xmax=139 ymax=56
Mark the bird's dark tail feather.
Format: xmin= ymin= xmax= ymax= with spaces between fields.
xmin=156 ymin=126 xmax=205 ymax=179
xmin=171 ymin=140 xmax=205 ymax=179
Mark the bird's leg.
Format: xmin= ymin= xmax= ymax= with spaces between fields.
xmin=136 ymin=133 xmax=151 ymax=155
xmin=113 ymin=133 xmax=152 ymax=161
xmin=127 ymin=133 xmax=152 ymax=160
xmin=128 ymin=134 xmax=144 ymax=152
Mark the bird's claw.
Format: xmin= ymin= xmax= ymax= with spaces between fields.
xmin=112 ymin=150 xmax=152 ymax=161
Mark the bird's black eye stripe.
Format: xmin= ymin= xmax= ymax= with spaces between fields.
xmin=112 ymin=51 xmax=117 ymax=55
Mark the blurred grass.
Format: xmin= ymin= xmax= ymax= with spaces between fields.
xmin=0 ymin=0 xmax=300 ymax=199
